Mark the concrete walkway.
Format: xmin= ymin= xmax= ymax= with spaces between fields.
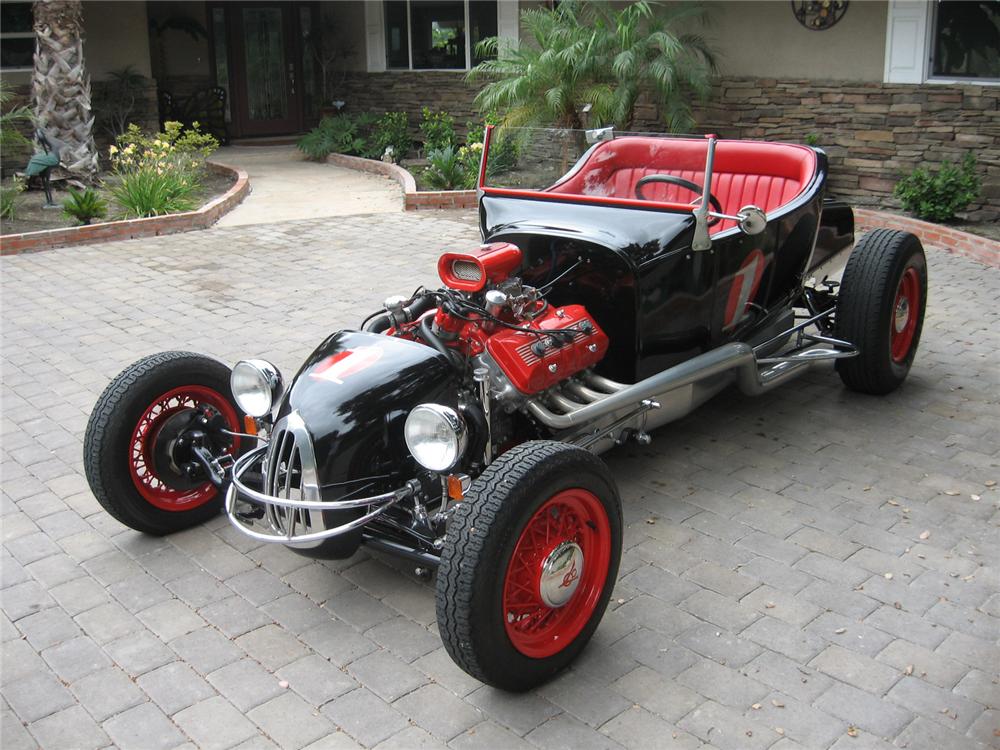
xmin=213 ymin=145 xmax=403 ymax=226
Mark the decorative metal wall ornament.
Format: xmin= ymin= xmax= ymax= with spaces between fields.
xmin=792 ymin=1 xmax=849 ymax=31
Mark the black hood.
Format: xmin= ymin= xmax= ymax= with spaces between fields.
xmin=276 ymin=330 xmax=457 ymax=492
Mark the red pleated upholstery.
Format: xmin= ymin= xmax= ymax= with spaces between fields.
xmin=548 ymin=138 xmax=817 ymax=233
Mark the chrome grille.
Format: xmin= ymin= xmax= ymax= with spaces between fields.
xmin=451 ymin=259 xmax=483 ymax=282
xmin=262 ymin=413 xmax=320 ymax=538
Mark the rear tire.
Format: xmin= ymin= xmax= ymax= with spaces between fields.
xmin=84 ymin=351 xmax=244 ymax=535
xmin=835 ymin=229 xmax=927 ymax=395
xmin=436 ymin=441 xmax=622 ymax=691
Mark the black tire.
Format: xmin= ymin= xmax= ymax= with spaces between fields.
xmin=835 ymin=229 xmax=927 ymax=395
xmin=84 ymin=351 xmax=245 ymax=535
xmin=436 ymin=441 xmax=623 ymax=691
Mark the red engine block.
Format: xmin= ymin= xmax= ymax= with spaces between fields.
xmin=486 ymin=304 xmax=609 ymax=394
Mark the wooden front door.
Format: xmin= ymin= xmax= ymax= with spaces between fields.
xmin=228 ymin=3 xmax=302 ymax=137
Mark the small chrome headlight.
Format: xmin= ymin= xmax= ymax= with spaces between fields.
xmin=231 ymin=360 xmax=282 ymax=418
xmin=404 ymin=404 xmax=467 ymax=472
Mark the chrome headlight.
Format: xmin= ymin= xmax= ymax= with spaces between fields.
xmin=404 ymin=404 xmax=467 ymax=472
xmin=231 ymin=360 xmax=282 ymax=418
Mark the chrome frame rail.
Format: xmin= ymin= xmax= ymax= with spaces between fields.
xmin=225 ymin=445 xmax=419 ymax=544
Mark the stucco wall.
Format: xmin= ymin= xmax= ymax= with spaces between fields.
xmin=704 ymin=1 xmax=888 ymax=82
xmin=147 ymin=0 xmax=212 ymax=81
xmin=333 ymin=1 xmax=888 ymax=82
xmin=2 ymin=0 xmax=152 ymax=86
xmin=84 ymin=1 xmax=152 ymax=79
xmin=323 ymin=1 xmax=368 ymax=73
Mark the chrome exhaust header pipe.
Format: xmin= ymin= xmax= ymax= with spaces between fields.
xmin=528 ymin=341 xmax=823 ymax=432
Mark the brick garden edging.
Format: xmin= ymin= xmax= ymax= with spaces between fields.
xmin=0 ymin=161 xmax=250 ymax=256
xmin=855 ymin=208 xmax=999 ymax=268
xmin=325 ymin=152 xmax=477 ymax=211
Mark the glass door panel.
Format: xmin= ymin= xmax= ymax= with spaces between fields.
xmin=243 ymin=7 xmax=289 ymax=121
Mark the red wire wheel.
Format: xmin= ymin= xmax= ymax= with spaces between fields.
xmin=890 ymin=267 xmax=920 ymax=363
xmin=436 ymin=441 xmax=622 ymax=691
xmin=502 ymin=489 xmax=612 ymax=658
xmin=128 ymin=385 xmax=240 ymax=511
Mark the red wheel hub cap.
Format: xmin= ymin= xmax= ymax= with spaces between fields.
xmin=891 ymin=267 xmax=920 ymax=363
xmin=502 ymin=489 xmax=611 ymax=658
xmin=128 ymin=385 xmax=239 ymax=511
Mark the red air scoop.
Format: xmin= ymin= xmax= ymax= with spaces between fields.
xmin=438 ymin=242 xmax=522 ymax=292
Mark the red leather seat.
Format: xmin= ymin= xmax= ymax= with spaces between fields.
xmin=548 ymin=137 xmax=817 ymax=233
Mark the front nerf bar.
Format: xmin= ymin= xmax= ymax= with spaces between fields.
xmin=225 ymin=445 xmax=419 ymax=544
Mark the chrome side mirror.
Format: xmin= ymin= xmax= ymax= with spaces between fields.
xmin=737 ymin=205 xmax=767 ymax=236
xmin=585 ymin=126 xmax=614 ymax=144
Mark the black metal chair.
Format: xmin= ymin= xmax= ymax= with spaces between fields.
xmin=158 ymin=86 xmax=229 ymax=145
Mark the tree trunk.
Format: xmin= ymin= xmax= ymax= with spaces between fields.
xmin=32 ymin=0 xmax=98 ymax=178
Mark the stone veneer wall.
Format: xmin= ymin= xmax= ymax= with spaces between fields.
xmin=338 ymin=73 xmax=998 ymax=222
xmin=687 ymin=78 xmax=998 ymax=222
xmin=338 ymin=71 xmax=480 ymax=138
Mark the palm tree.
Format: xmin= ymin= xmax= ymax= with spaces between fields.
xmin=32 ymin=0 xmax=98 ymax=178
xmin=467 ymin=2 xmax=599 ymax=129
xmin=588 ymin=1 xmax=717 ymax=131
xmin=468 ymin=1 xmax=716 ymax=132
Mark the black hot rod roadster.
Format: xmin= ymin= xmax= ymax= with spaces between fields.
xmin=84 ymin=127 xmax=928 ymax=690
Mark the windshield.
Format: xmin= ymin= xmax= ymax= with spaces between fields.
xmin=480 ymin=126 xmax=712 ymax=196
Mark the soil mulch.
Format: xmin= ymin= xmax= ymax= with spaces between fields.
xmin=0 ymin=170 xmax=236 ymax=236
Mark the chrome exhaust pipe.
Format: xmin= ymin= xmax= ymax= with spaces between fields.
xmin=528 ymin=341 xmax=822 ymax=432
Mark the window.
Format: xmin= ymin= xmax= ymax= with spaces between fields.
xmin=1 ymin=1 xmax=34 ymax=72
xmin=383 ymin=0 xmax=498 ymax=70
xmin=931 ymin=1 xmax=1000 ymax=80
xmin=885 ymin=0 xmax=999 ymax=84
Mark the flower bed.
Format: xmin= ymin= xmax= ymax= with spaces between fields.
xmin=0 ymin=161 xmax=249 ymax=255
xmin=325 ymin=153 xmax=476 ymax=211
xmin=855 ymin=208 xmax=1000 ymax=269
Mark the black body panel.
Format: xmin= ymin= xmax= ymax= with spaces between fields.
xmin=812 ymin=200 xmax=855 ymax=272
xmin=276 ymin=331 xmax=457 ymax=492
xmin=480 ymin=148 xmax=829 ymax=383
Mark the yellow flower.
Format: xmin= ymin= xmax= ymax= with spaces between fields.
xmin=108 ymin=145 xmax=118 ymax=155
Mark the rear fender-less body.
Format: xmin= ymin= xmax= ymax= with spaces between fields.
xmin=481 ymin=154 xmax=834 ymax=383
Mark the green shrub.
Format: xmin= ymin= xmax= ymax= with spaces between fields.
xmin=368 ymin=112 xmax=411 ymax=163
xmin=894 ymin=152 xmax=981 ymax=222
xmin=804 ymin=133 xmax=820 ymax=146
xmin=62 ymin=187 xmax=108 ymax=225
xmin=113 ymin=121 xmax=218 ymax=172
xmin=297 ymin=115 xmax=366 ymax=161
xmin=423 ymin=145 xmax=480 ymax=190
xmin=109 ymin=168 xmax=199 ymax=218
xmin=465 ymin=114 xmax=519 ymax=178
xmin=1 ymin=176 xmax=25 ymax=221
xmin=0 ymin=81 xmax=31 ymax=157
xmin=108 ymin=121 xmax=215 ymax=217
xmin=420 ymin=107 xmax=456 ymax=153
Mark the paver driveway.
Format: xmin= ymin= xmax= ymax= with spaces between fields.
xmin=2 ymin=211 xmax=998 ymax=750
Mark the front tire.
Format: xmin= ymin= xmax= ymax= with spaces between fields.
xmin=436 ymin=441 xmax=623 ymax=691
xmin=84 ymin=351 xmax=244 ymax=535
xmin=835 ymin=229 xmax=927 ymax=395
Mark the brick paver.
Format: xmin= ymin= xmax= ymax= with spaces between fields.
xmin=2 ymin=211 xmax=998 ymax=749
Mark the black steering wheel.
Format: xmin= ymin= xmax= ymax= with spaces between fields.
xmin=635 ymin=174 xmax=722 ymax=226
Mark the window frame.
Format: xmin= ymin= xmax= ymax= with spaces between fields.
xmin=1 ymin=1 xmax=35 ymax=73
xmin=884 ymin=0 xmax=999 ymax=86
xmin=927 ymin=0 xmax=1000 ymax=85
xmin=367 ymin=0 xmax=516 ymax=73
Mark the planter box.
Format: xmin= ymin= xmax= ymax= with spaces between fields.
xmin=0 ymin=161 xmax=250 ymax=256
